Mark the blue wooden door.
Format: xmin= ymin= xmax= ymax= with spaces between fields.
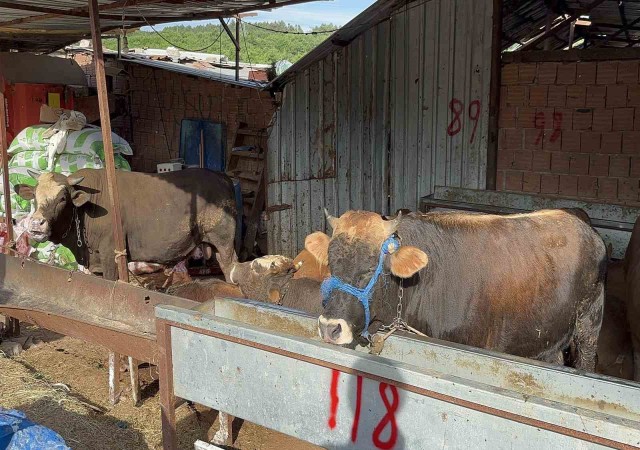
xmin=179 ymin=119 xmax=225 ymax=171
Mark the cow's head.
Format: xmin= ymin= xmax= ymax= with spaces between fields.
xmin=14 ymin=170 xmax=90 ymax=243
xmin=307 ymin=210 xmax=428 ymax=346
xmin=229 ymin=255 xmax=297 ymax=302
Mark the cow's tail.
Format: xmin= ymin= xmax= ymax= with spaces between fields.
xmin=571 ymin=251 xmax=606 ymax=371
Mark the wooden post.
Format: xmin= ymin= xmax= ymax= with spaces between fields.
xmin=235 ymin=18 xmax=241 ymax=82
xmin=544 ymin=10 xmax=553 ymax=51
xmin=157 ymin=320 xmax=177 ymax=450
xmin=568 ymin=20 xmax=576 ymax=49
xmin=486 ymin=0 xmax=502 ymax=190
xmin=89 ymin=0 xmax=138 ymax=406
xmin=128 ymin=355 xmax=140 ymax=405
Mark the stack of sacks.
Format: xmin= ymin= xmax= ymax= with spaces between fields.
xmin=0 ymin=124 xmax=133 ymax=270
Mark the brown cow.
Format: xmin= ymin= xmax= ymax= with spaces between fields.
xmin=624 ymin=216 xmax=640 ymax=380
xmin=309 ymin=209 xmax=606 ymax=371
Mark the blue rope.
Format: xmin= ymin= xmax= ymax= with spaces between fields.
xmin=321 ymin=236 xmax=400 ymax=337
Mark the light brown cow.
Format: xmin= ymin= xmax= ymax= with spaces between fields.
xmin=624 ymin=217 xmax=640 ymax=380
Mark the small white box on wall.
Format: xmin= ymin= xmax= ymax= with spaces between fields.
xmin=157 ymin=162 xmax=183 ymax=173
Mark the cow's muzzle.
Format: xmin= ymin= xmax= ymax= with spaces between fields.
xmin=28 ymin=218 xmax=50 ymax=242
xmin=318 ymin=316 xmax=354 ymax=346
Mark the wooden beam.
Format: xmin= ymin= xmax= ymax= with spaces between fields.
xmin=487 ymin=0 xmax=502 ymax=190
xmin=592 ymin=14 xmax=640 ymax=47
xmin=519 ymin=0 xmax=608 ymax=51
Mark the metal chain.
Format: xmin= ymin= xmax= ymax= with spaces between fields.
xmin=75 ymin=208 xmax=83 ymax=248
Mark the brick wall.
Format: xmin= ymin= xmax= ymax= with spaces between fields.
xmin=72 ymin=53 xmax=275 ymax=173
xmin=498 ymin=59 xmax=640 ymax=205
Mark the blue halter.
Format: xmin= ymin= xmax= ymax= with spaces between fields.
xmin=321 ymin=235 xmax=400 ymax=338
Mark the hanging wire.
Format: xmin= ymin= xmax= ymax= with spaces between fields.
xmin=243 ymin=21 xmax=338 ymax=35
xmin=133 ymin=4 xmax=228 ymax=52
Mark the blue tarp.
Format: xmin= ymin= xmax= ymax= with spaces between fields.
xmin=0 ymin=408 xmax=70 ymax=450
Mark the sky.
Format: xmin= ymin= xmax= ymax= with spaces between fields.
xmin=150 ymin=0 xmax=377 ymax=31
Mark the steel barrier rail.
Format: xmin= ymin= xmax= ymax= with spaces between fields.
xmin=156 ymin=301 xmax=640 ymax=450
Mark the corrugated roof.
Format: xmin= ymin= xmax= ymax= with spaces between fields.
xmin=0 ymin=0 xmax=318 ymax=53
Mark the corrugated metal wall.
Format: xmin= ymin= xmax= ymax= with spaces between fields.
xmin=267 ymin=0 xmax=494 ymax=256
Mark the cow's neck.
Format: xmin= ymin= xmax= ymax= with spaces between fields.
xmin=55 ymin=207 xmax=90 ymax=268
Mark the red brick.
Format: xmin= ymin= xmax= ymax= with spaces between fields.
xmin=610 ymin=155 xmax=631 ymax=177
xmin=537 ymin=63 xmax=557 ymax=84
xmin=557 ymin=63 xmax=577 ymax=85
xmin=552 ymin=152 xmax=571 ymax=173
xmin=573 ymin=110 xmax=593 ymax=130
xmin=601 ymin=131 xmax=623 ymax=153
xmin=547 ymin=85 xmax=566 ymax=107
xmin=592 ymin=108 xmax=613 ymax=132
xmin=555 ymin=109 xmax=573 ymax=130
xmin=543 ymin=130 xmax=562 ymax=151
xmin=586 ymin=86 xmax=606 ymax=108
xmin=597 ymin=178 xmax=618 ymax=200
xmin=607 ymin=85 xmax=628 ymax=108
xmin=505 ymin=171 xmax=524 ymax=191
xmin=541 ymin=174 xmax=559 ymax=194
xmin=529 ymin=85 xmax=548 ymax=107
xmin=562 ymin=130 xmax=581 ymax=152
xmin=524 ymin=128 xmax=543 ymax=150
xmin=628 ymin=86 xmax=640 ymax=106
xmin=578 ymin=176 xmax=598 ymax=198
xmin=619 ymin=178 xmax=640 ymax=200
xmin=513 ymin=150 xmax=532 ymax=170
xmin=559 ymin=174 xmax=578 ymax=196
xmin=577 ymin=62 xmax=597 ymax=85
xmin=570 ymin=153 xmax=589 ymax=175
xmin=499 ymin=106 xmax=517 ymax=128
xmin=503 ymin=64 xmax=519 ymax=85
xmin=581 ymin=131 xmax=601 ymax=152
xmin=532 ymin=151 xmax=552 ymax=172
xmin=519 ymin=64 xmax=537 ymax=84
xmin=517 ymin=107 xmax=536 ymax=128
xmin=501 ymin=128 xmax=522 ymax=149
xmin=635 ymin=108 xmax=640 ymax=130
xmin=567 ymin=85 xmax=586 ymax=107
xmin=631 ymin=157 xmax=640 ymax=177
xmin=613 ymin=107 xmax=635 ymax=131
xmin=623 ymin=131 xmax=640 ymax=154
xmin=507 ymin=86 xmax=528 ymax=106
xmin=618 ymin=61 xmax=639 ymax=85
xmin=597 ymin=61 xmax=618 ymax=85
xmin=590 ymin=154 xmax=610 ymax=176
xmin=498 ymin=150 xmax=514 ymax=169
xmin=496 ymin=170 xmax=506 ymax=190
xmin=522 ymin=172 xmax=541 ymax=193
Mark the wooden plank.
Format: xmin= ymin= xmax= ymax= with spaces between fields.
xmin=321 ymin=53 xmax=336 ymax=179
xmin=295 ymin=70 xmax=309 ymax=181
xmin=128 ymin=356 xmax=141 ymax=406
xmin=335 ymin=47 xmax=350 ymax=215
xmin=435 ymin=0 xmax=452 ymax=190
xmin=108 ymin=351 xmax=121 ymax=405
xmin=323 ymin=178 xmax=336 ymax=234
xmin=380 ymin=20 xmax=392 ymax=216
xmin=309 ymin=179 xmax=324 ymax=234
xmin=281 ymin=85 xmax=294 ymax=181
xmin=362 ymin=30 xmax=374 ymax=212
xmin=420 ymin=1 xmax=436 ymax=198
xmin=308 ymin=63 xmax=322 ymax=179
xmin=157 ymin=320 xmax=177 ymax=450
xmin=406 ymin=4 xmax=422 ymax=208
xmin=502 ymin=47 xmax=640 ymax=63
xmin=348 ymin=37 xmax=363 ymax=211
xmin=456 ymin=0 xmax=471 ymax=188
xmin=390 ymin=7 xmax=407 ymax=212
xmin=295 ymin=179 xmax=310 ymax=253
xmin=280 ymin=181 xmax=295 ymax=257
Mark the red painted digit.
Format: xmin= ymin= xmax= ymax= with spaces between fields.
xmin=534 ymin=111 xmax=545 ymax=145
xmin=372 ymin=383 xmax=399 ymax=450
xmin=550 ymin=112 xmax=563 ymax=143
xmin=328 ymin=369 xmax=340 ymax=429
xmin=447 ymin=99 xmax=464 ymax=136
xmin=351 ymin=375 xmax=363 ymax=442
xmin=468 ymin=100 xmax=481 ymax=143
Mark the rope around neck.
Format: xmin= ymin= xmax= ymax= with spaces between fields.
xmin=321 ymin=235 xmax=400 ymax=338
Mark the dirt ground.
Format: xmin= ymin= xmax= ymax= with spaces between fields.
xmin=0 ymin=325 xmax=319 ymax=450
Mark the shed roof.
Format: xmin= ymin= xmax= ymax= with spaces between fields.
xmin=0 ymin=0 xmax=317 ymax=54
xmin=0 ymin=52 xmax=88 ymax=85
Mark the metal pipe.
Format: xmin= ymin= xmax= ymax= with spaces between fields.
xmin=236 ymin=17 xmax=240 ymax=82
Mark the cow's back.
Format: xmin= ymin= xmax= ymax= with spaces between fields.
xmin=400 ymin=210 xmax=606 ymax=359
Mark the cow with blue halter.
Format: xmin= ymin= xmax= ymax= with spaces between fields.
xmin=308 ymin=208 xmax=606 ymax=371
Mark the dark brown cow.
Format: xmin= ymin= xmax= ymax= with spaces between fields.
xmin=624 ymin=216 xmax=640 ymax=380
xmin=307 ymin=209 xmax=606 ymax=371
xmin=15 ymin=169 xmax=237 ymax=282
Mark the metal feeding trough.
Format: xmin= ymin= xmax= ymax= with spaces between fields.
xmin=155 ymin=298 xmax=640 ymax=450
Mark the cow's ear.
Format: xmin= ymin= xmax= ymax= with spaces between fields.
xmin=389 ymin=246 xmax=428 ymax=278
xmin=14 ymin=184 xmax=34 ymax=200
xmin=268 ymin=287 xmax=281 ymax=304
xmin=305 ymin=231 xmax=330 ymax=266
xmin=71 ymin=190 xmax=90 ymax=207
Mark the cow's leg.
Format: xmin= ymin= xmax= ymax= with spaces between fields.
xmin=573 ymin=285 xmax=605 ymax=372
xmin=204 ymin=225 xmax=238 ymax=283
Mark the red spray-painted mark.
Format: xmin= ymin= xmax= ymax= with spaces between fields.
xmin=550 ymin=112 xmax=563 ymax=142
xmin=534 ymin=111 xmax=545 ymax=145
xmin=468 ymin=100 xmax=481 ymax=144
xmin=372 ymin=383 xmax=399 ymax=450
xmin=328 ymin=369 xmax=340 ymax=429
xmin=350 ymin=375 xmax=363 ymax=442
xmin=447 ymin=98 xmax=464 ymax=136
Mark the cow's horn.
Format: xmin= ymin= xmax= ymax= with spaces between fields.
xmin=68 ymin=176 xmax=84 ymax=186
xmin=26 ymin=169 xmax=41 ymax=180
xmin=324 ymin=208 xmax=338 ymax=230
xmin=383 ymin=210 xmax=403 ymax=236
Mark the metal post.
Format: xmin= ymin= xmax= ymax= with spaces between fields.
xmin=486 ymin=0 xmax=503 ymax=190
xmin=235 ymin=17 xmax=240 ymax=81
xmin=89 ymin=0 xmax=138 ymax=406
xmin=568 ymin=20 xmax=576 ymax=49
